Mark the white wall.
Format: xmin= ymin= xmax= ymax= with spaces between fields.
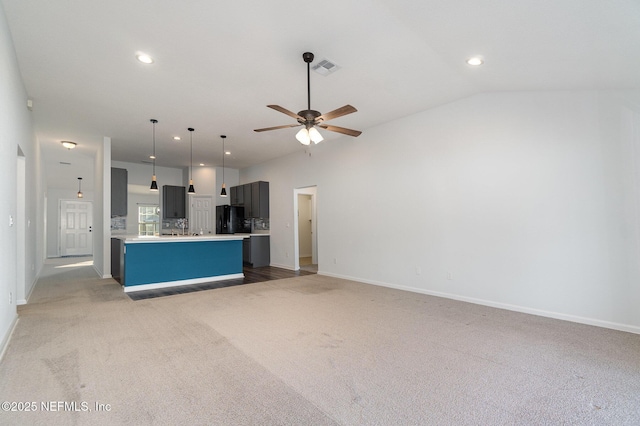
xmin=94 ymin=136 xmax=110 ymax=278
xmin=241 ymin=90 xmax=640 ymax=333
xmin=0 ymin=4 xmax=40 ymax=355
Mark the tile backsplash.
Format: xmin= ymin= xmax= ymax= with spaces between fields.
xmin=253 ymin=218 xmax=269 ymax=231
xmin=111 ymin=216 xmax=126 ymax=231
xmin=162 ymin=218 xmax=188 ymax=233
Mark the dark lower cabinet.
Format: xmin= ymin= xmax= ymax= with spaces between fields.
xmin=110 ymin=238 xmax=124 ymax=284
xmin=243 ymin=236 xmax=270 ymax=267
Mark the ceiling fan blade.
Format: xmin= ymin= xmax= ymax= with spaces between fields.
xmin=317 ymin=105 xmax=357 ymax=122
xmin=254 ymin=123 xmax=302 ymax=132
xmin=267 ymin=105 xmax=303 ymax=120
xmin=318 ymin=124 xmax=362 ymax=137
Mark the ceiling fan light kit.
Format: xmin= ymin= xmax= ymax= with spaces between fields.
xmin=255 ymin=51 xmax=361 ymax=144
xmin=296 ymin=127 xmax=323 ymax=145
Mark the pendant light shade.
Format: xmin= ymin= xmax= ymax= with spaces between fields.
xmin=77 ymin=177 xmax=83 ymax=198
xmin=220 ymin=135 xmax=227 ymax=198
xmin=187 ymin=127 xmax=195 ymax=194
xmin=150 ymin=119 xmax=159 ymax=192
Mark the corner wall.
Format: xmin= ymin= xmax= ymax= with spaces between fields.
xmin=0 ymin=4 xmax=39 ymax=355
xmin=241 ymin=90 xmax=640 ymax=333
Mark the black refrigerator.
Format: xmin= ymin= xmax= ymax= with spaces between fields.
xmin=216 ymin=205 xmax=249 ymax=234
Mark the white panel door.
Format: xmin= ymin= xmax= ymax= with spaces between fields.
xmin=60 ymin=200 xmax=93 ymax=256
xmin=190 ymin=195 xmax=213 ymax=234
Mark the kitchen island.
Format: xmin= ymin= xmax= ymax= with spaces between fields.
xmin=114 ymin=234 xmax=249 ymax=292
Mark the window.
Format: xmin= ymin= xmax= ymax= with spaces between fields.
xmin=138 ymin=205 xmax=159 ymax=236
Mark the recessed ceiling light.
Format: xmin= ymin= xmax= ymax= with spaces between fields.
xmin=466 ymin=57 xmax=484 ymax=66
xmin=225 ymin=151 xmax=231 ymax=155
xmin=199 ymin=163 xmax=205 ymax=166
xmin=173 ymin=136 xmax=181 ymax=141
xmin=136 ymin=53 xmax=154 ymax=64
xmin=149 ymin=155 xmax=156 ymax=159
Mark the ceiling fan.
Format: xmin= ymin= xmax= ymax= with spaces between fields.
xmin=254 ymin=52 xmax=361 ymax=145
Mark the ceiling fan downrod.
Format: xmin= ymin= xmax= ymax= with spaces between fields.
xmin=303 ymin=52 xmax=314 ymax=112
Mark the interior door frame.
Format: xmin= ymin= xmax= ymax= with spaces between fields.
xmin=293 ymin=186 xmax=317 ymax=271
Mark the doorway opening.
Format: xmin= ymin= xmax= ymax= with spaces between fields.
xmin=294 ymin=186 xmax=317 ymax=272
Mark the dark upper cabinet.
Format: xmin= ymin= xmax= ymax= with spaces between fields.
xmin=230 ymin=181 xmax=269 ymax=218
xmin=111 ymin=167 xmax=128 ymax=217
xmin=243 ymin=184 xmax=252 ymax=216
xmin=251 ymin=181 xmax=269 ymax=218
xmin=162 ymin=185 xmax=186 ymax=219
xmin=231 ymin=185 xmax=244 ymax=207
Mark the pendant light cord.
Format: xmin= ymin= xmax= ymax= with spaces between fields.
xmin=189 ymin=128 xmax=194 ymax=180
xmin=151 ymin=119 xmax=157 ymax=175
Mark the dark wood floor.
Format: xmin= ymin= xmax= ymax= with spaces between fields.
xmin=126 ymin=265 xmax=316 ymax=300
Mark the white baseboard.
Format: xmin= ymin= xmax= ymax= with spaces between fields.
xmin=319 ymin=271 xmax=640 ymax=335
xmin=270 ymin=263 xmax=296 ymax=271
xmin=0 ymin=316 xmax=19 ymax=362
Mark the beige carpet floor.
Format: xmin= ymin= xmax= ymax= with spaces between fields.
xmin=1 ymin=257 xmax=639 ymax=425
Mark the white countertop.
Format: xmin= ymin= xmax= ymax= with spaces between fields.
xmin=114 ymin=233 xmax=269 ymax=243
xmin=117 ymin=234 xmax=249 ymax=243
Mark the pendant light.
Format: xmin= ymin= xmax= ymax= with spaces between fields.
xmin=77 ymin=177 xmax=83 ymax=198
xmin=150 ymin=119 xmax=159 ymax=191
xmin=220 ymin=135 xmax=227 ymax=197
xmin=187 ymin=127 xmax=195 ymax=194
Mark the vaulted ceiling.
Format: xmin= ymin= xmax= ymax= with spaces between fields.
xmin=3 ymin=0 xmax=639 ymax=189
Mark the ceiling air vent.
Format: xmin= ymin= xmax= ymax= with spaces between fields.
xmin=312 ymin=58 xmax=340 ymax=76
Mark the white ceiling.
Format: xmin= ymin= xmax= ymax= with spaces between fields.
xmin=3 ymin=0 xmax=640 ymax=189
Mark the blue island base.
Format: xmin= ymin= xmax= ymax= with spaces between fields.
xmin=122 ymin=238 xmax=244 ymax=293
